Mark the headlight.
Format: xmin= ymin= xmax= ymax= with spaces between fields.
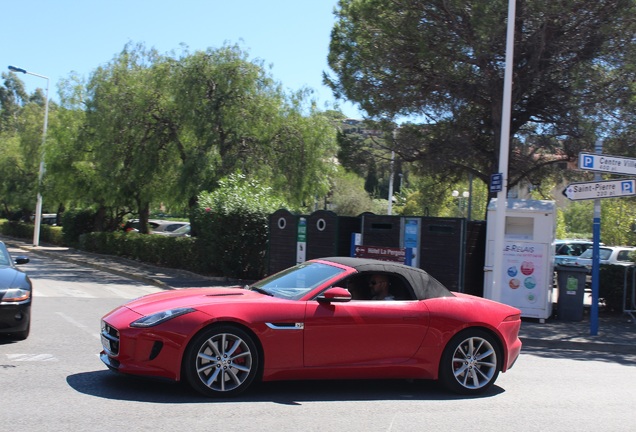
xmin=1 ymin=288 xmax=31 ymax=302
xmin=130 ymin=307 xmax=195 ymax=328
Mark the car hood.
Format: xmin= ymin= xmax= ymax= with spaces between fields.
xmin=0 ymin=266 xmax=29 ymax=290
xmin=123 ymin=286 xmax=268 ymax=315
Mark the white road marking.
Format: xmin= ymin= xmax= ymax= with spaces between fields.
xmin=56 ymin=312 xmax=101 ymax=340
xmin=6 ymin=354 xmax=57 ymax=362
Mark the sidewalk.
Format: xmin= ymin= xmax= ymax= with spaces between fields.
xmin=1 ymin=235 xmax=243 ymax=289
xmin=3 ymin=235 xmax=635 ymax=355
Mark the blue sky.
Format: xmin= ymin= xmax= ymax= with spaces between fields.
xmin=2 ymin=0 xmax=363 ymax=118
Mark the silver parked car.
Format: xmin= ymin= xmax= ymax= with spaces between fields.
xmin=575 ymin=246 xmax=636 ymax=269
xmin=152 ymin=223 xmax=191 ymax=237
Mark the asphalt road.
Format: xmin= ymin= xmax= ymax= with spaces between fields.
xmin=1 ymin=248 xmax=634 ymax=432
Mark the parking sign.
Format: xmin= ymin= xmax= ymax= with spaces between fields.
xmin=563 ymin=179 xmax=636 ymax=200
xmin=579 ymin=152 xmax=636 ymax=175
xmin=581 ymin=154 xmax=594 ymax=169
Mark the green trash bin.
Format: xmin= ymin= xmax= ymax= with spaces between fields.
xmin=555 ymin=265 xmax=588 ymax=321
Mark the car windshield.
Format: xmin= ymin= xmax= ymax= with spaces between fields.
xmin=556 ymin=242 xmax=591 ymax=256
xmin=0 ymin=243 xmax=11 ymax=266
xmin=250 ymin=262 xmax=346 ymax=300
xmin=579 ymin=248 xmax=612 ymax=260
xmin=171 ymin=224 xmax=191 ymax=234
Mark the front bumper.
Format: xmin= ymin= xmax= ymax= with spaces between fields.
xmin=0 ymin=302 xmax=31 ymax=334
xmin=100 ymin=306 xmax=209 ymax=381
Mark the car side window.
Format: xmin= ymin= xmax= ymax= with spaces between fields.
xmin=617 ymin=250 xmax=632 ymax=262
xmin=340 ymin=273 xmax=415 ymax=301
xmin=340 ymin=275 xmax=371 ymax=300
xmin=387 ymin=275 xmax=415 ymax=300
xmin=574 ymin=244 xmax=591 ymax=256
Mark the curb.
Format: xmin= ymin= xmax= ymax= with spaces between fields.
xmin=520 ymin=337 xmax=636 ymax=355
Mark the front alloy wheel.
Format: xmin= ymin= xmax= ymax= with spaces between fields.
xmin=184 ymin=325 xmax=259 ymax=397
xmin=439 ymin=329 xmax=501 ymax=395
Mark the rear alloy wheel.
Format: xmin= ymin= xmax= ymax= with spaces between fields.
xmin=184 ymin=325 xmax=259 ymax=397
xmin=439 ymin=329 xmax=501 ymax=395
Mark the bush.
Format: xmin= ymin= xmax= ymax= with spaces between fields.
xmin=599 ymin=264 xmax=635 ymax=313
xmin=0 ymin=219 xmax=64 ymax=245
xmin=80 ymin=231 xmax=198 ymax=271
xmin=40 ymin=225 xmax=64 ymax=245
xmin=62 ymin=209 xmax=96 ymax=246
xmin=0 ymin=220 xmax=33 ymax=239
xmin=193 ymin=173 xmax=289 ymax=279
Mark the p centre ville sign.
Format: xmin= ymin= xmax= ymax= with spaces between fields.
xmin=579 ymin=153 xmax=636 ymax=175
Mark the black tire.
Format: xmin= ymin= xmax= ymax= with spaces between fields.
xmin=183 ymin=325 xmax=259 ymax=397
xmin=439 ymin=329 xmax=501 ymax=395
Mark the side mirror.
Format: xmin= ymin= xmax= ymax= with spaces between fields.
xmin=317 ymin=287 xmax=352 ymax=303
xmin=14 ymin=256 xmax=30 ymax=265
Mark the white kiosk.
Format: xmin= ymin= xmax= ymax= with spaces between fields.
xmin=484 ymin=199 xmax=555 ymax=320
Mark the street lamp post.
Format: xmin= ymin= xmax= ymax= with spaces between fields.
xmin=452 ymin=190 xmax=470 ymax=218
xmin=8 ymin=65 xmax=49 ymax=247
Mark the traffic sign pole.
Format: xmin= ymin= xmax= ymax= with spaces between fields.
xmin=590 ymin=142 xmax=603 ymax=336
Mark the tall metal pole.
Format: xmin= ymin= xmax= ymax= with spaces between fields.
xmin=387 ymin=151 xmax=395 ymax=215
xmin=491 ymin=0 xmax=516 ymax=300
xmin=467 ymin=173 xmax=473 ymax=221
xmin=591 ymin=140 xmax=602 ymax=336
xmin=8 ymin=66 xmax=49 ymax=247
xmin=388 ymin=128 xmax=397 ymax=215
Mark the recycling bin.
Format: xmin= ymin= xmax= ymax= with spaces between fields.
xmin=555 ymin=265 xmax=588 ymax=321
xmin=483 ymin=199 xmax=556 ymax=319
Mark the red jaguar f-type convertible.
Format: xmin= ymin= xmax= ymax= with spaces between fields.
xmin=100 ymin=257 xmax=522 ymax=397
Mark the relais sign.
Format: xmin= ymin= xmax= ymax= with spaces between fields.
xmin=579 ymin=152 xmax=636 ymax=175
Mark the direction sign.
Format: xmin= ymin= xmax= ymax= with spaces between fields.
xmin=563 ymin=179 xmax=636 ymax=201
xmin=579 ymin=152 xmax=636 ymax=175
xmin=354 ymin=245 xmax=406 ymax=263
xmin=490 ymin=173 xmax=503 ymax=193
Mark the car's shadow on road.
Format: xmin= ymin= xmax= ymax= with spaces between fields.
xmin=66 ymin=370 xmax=505 ymax=404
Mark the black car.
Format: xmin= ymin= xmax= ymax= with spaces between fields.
xmin=0 ymin=241 xmax=32 ymax=340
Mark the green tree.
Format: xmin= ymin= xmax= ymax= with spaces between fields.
xmin=555 ymin=209 xmax=567 ymax=239
xmin=330 ymin=168 xmax=384 ymax=216
xmin=170 ymin=46 xmax=338 ymax=209
xmin=326 ymin=0 xmax=636 ymax=203
xmin=559 ymin=199 xmax=636 ymax=245
xmin=81 ymin=44 xmax=179 ymax=232
xmin=45 ymin=74 xmax=88 ymax=209
xmin=561 ymin=201 xmax=593 ymax=238
xmin=0 ymin=72 xmax=28 ymax=133
xmin=41 ymin=43 xmax=339 ymax=231
xmin=0 ymin=134 xmax=31 ymax=216
xmin=261 ymin=93 xmax=339 ymax=207
xmin=0 ymin=73 xmax=55 ymax=219
xmin=600 ymin=199 xmax=636 ymax=246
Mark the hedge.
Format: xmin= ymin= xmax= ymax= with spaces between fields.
xmin=79 ymin=231 xmax=199 ymax=272
xmin=598 ymin=264 xmax=635 ymax=313
xmin=0 ymin=219 xmax=64 ymax=246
